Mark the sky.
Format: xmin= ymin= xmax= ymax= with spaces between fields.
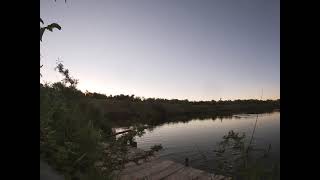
xmin=40 ymin=0 xmax=280 ymax=101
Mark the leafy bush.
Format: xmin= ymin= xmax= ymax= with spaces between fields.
xmin=40 ymin=64 xmax=146 ymax=180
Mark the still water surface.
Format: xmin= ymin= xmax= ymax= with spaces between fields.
xmin=135 ymin=112 xmax=280 ymax=172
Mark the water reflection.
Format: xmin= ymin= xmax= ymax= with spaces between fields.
xmin=134 ymin=111 xmax=280 ymax=173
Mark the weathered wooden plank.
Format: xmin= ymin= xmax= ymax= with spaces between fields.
xmin=115 ymin=148 xmax=230 ymax=180
xmin=166 ymin=166 xmax=210 ymax=180
xmin=130 ymin=160 xmax=175 ymax=178
xmin=119 ymin=160 xmax=175 ymax=179
xmin=147 ymin=161 xmax=185 ymax=180
xmin=120 ymin=159 xmax=166 ymax=175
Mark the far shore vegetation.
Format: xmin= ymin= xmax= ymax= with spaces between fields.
xmin=83 ymin=91 xmax=279 ymax=126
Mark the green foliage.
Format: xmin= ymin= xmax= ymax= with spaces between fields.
xmin=40 ymin=81 xmax=103 ymax=179
xmin=40 ymin=1 xmax=64 ymax=41
xmin=213 ymin=130 xmax=280 ymax=180
xmin=55 ymin=62 xmax=79 ymax=87
xmin=40 ymin=19 xmax=62 ymax=42
xmin=40 ymin=64 xmax=148 ymax=180
xmin=40 ymin=16 xmax=61 ymax=77
xmin=89 ymin=95 xmax=279 ymax=127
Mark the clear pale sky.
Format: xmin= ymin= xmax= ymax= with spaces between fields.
xmin=40 ymin=0 xmax=279 ymax=101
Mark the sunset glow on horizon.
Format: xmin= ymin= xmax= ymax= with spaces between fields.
xmin=40 ymin=0 xmax=279 ymax=101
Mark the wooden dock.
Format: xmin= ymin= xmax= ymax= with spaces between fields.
xmin=113 ymin=148 xmax=231 ymax=180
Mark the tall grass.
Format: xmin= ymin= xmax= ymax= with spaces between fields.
xmin=213 ymin=129 xmax=280 ymax=180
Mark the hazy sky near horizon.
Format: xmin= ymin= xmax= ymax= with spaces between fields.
xmin=40 ymin=0 xmax=279 ymax=101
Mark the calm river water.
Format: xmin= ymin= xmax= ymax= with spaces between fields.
xmin=134 ymin=111 xmax=280 ymax=172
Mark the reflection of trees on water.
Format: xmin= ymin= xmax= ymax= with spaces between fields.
xmin=211 ymin=111 xmax=280 ymax=179
xmin=213 ymin=129 xmax=280 ymax=179
xmin=114 ymin=110 xmax=278 ymax=132
xmin=148 ymin=113 xmax=254 ymax=127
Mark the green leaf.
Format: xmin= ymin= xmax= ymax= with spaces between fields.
xmin=40 ymin=28 xmax=45 ymax=41
xmin=46 ymin=23 xmax=62 ymax=32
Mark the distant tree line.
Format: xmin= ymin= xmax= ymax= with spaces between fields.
xmin=82 ymin=91 xmax=279 ymax=127
xmin=84 ymin=91 xmax=280 ymax=106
